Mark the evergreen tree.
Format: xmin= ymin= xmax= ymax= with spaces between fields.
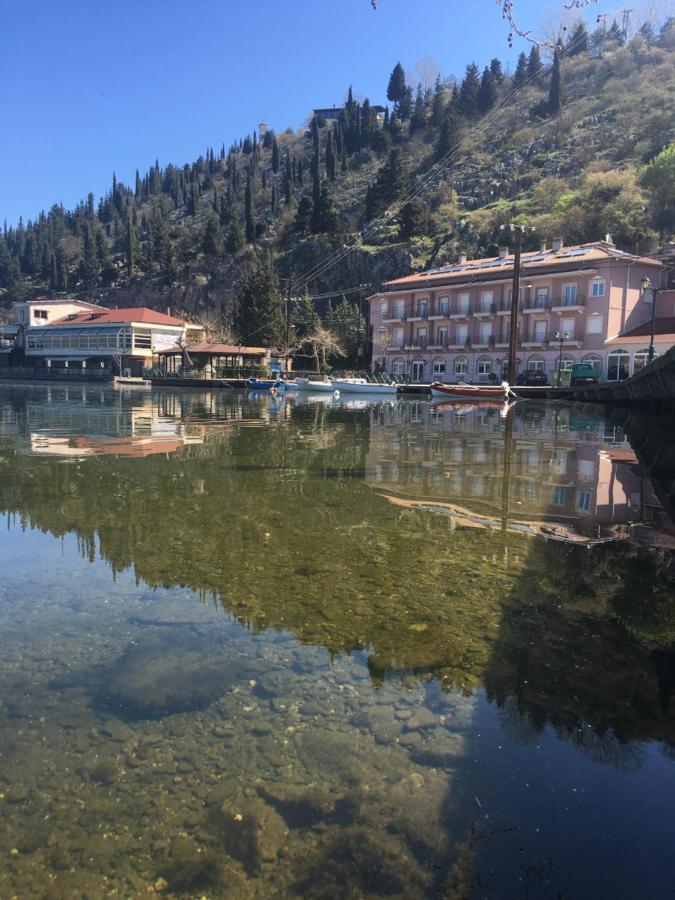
xmin=434 ymin=104 xmax=460 ymax=162
xmin=55 ymin=246 xmax=68 ymax=292
xmin=547 ymin=47 xmax=562 ymax=116
xmin=125 ymin=216 xmax=135 ymax=276
xmin=527 ymin=45 xmax=542 ymax=79
xmin=398 ymin=85 xmax=413 ymax=120
xmin=245 ymin=176 xmax=255 ymax=243
xmin=271 ymin=138 xmax=280 ymax=174
xmin=202 ymin=214 xmax=224 ymax=258
xmin=294 ymin=197 xmax=313 ymax=234
xmin=477 ymin=66 xmax=498 ymax=114
xmin=49 ymin=252 xmax=58 ymax=290
xmin=326 ymin=296 xmax=366 ymax=364
xmin=431 ymin=75 xmax=445 ymax=127
xmin=225 ymin=220 xmax=245 ymax=253
xmin=291 ymin=295 xmax=320 ymax=337
xmin=284 ymin=155 xmax=292 ymax=205
xmin=398 ymin=199 xmax=430 ymax=239
xmin=271 ymin=184 xmax=277 ymax=216
xmin=514 ymin=52 xmax=528 ymax=86
xmin=80 ymin=225 xmax=100 ymax=288
xmin=234 ymin=257 xmax=284 ymax=346
xmin=458 ymin=63 xmax=481 ymax=115
xmin=410 ymin=84 xmax=427 ymax=134
xmin=317 ymin=186 xmax=338 ymax=234
xmin=568 ymin=21 xmax=589 ymax=55
xmin=310 ymin=165 xmax=322 ymax=233
xmin=365 ymin=147 xmax=406 ymax=218
xmin=489 ymin=57 xmax=504 ymax=82
xmin=326 ymin=130 xmax=337 ymax=181
xmin=386 ymin=62 xmax=407 ymax=109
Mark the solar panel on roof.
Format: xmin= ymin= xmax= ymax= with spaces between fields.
xmin=559 ymin=248 xmax=591 ymax=257
xmin=477 ymin=260 xmax=505 ymax=268
xmin=523 ymin=253 xmax=552 ymax=262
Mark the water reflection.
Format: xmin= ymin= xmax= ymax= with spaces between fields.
xmin=0 ymin=384 xmax=674 ymax=897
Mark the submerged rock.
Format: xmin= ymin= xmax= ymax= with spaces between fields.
xmin=97 ymin=635 xmax=250 ymax=720
xmin=208 ymin=791 xmax=288 ymax=876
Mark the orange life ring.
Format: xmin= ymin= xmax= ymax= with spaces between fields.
xmin=269 ymin=386 xmax=278 ymax=395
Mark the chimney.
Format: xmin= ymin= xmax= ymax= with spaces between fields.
xmin=458 ymin=253 xmax=467 ymax=264
xmin=540 ymin=241 xmax=547 ymax=253
xmin=551 ymin=237 xmax=564 ymax=252
xmin=166 ymin=306 xmax=171 ymax=317
xmin=498 ymin=246 xmax=508 ymax=259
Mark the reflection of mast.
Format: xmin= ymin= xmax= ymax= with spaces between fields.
xmin=500 ymin=404 xmax=515 ymax=535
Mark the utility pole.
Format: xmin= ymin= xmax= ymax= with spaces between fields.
xmin=285 ymin=277 xmax=292 ymax=374
xmin=500 ymin=222 xmax=534 ymax=384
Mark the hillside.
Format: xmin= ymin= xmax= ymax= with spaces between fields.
xmin=1 ymin=17 xmax=674 ymax=342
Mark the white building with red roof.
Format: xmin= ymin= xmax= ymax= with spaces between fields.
xmin=21 ymin=303 xmax=204 ymax=377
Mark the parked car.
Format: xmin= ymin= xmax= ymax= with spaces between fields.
xmin=570 ymin=363 xmax=601 ymax=386
xmin=515 ymin=370 xmax=548 ymax=386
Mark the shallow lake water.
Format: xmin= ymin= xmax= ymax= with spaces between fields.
xmin=0 ymin=382 xmax=674 ymax=898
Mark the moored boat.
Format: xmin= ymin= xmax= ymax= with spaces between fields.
xmin=330 ymin=377 xmax=399 ymax=395
xmin=430 ymin=381 xmax=511 ymax=400
xmin=293 ymin=377 xmax=336 ymax=393
xmin=248 ymin=377 xmax=285 ymax=390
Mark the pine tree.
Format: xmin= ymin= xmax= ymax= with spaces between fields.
xmin=234 ymin=257 xmax=284 ymax=346
xmin=386 ymin=62 xmax=407 ymax=108
xmin=55 ymin=246 xmax=68 ymax=291
xmin=489 ymin=58 xmax=504 ymax=82
xmin=271 ymin=138 xmax=280 ymax=174
xmin=291 ymin=295 xmax=320 ymax=337
xmin=202 ymin=214 xmax=224 ymax=258
xmin=434 ymin=104 xmax=460 ymax=162
xmin=410 ymin=84 xmax=427 ymax=134
xmin=245 ymin=176 xmax=255 ymax=243
xmin=398 ymin=85 xmax=413 ymax=120
xmin=514 ymin=52 xmax=528 ymax=86
xmin=477 ymin=66 xmax=498 ymax=114
xmin=547 ymin=47 xmax=562 ymax=116
xmin=527 ymin=45 xmax=542 ymax=79
xmin=49 ymin=252 xmax=58 ymax=290
xmin=458 ymin=63 xmax=481 ymax=116
xmin=365 ymin=147 xmax=406 ymax=218
xmin=326 ymin=296 xmax=366 ymax=364
xmin=568 ymin=21 xmax=589 ymax=54
xmin=80 ymin=225 xmax=100 ymax=288
xmin=431 ymin=75 xmax=445 ymax=127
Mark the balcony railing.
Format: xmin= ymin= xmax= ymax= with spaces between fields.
xmin=552 ymin=295 xmax=586 ymax=308
xmin=521 ymin=298 xmax=552 ymax=312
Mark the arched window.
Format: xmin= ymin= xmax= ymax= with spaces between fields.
xmin=527 ymin=354 xmax=546 ymax=372
xmin=392 ymin=358 xmax=405 ymax=376
xmin=583 ymin=353 xmax=602 ymax=368
xmin=477 ymin=356 xmax=492 ymax=376
xmin=607 ymin=350 xmax=630 ymax=381
xmin=411 ymin=359 xmax=425 ymax=382
xmin=633 ymin=349 xmax=653 ymax=373
xmin=560 ymin=354 xmax=574 ymax=371
xmin=454 ymin=356 xmax=468 ymax=376
xmin=432 ymin=357 xmax=446 ymax=377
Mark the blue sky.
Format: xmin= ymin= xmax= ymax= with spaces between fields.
xmin=2 ymin=0 xmax=571 ymax=226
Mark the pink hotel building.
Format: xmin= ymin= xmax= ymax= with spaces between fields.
xmin=368 ymin=240 xmax=670 ymax=383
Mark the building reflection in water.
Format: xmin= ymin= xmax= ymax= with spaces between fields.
xmin=365 ymin=400 xmax=675 ymax=549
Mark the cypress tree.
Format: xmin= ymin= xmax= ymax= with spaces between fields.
xmin=547 ymin=47 xmax=562 ymax=116
xmin=125 ymin=216 xmax=134 ymax=276
xmin=398 ymin=85 xmax=413 ymax=120
xmin=49 ymin=252 xmax=58 ymax=290
xmin=284 ymin=155 xmax=292 ymax=205
xmin=202 ymin=214 xmax=224 ymax=258
xmin=431 ymin=75 xmax=445 ymax=127
xmin=386 ymin=62 xmax=407 ymax=109
xmin=271 ymin=138 xmax=280 ymax=174
xmin=271 ymin=184 xmax=277 ymax=216
xmin=326 ymin=131 xmax=336 ymax=181
xmin=225 ymin=220 xmax=245 ymax=253
xmin=294 ymin=196 xmax=313 ymax=234
xmin=245 ymin=176 xmax=255 ymax=243
xmin=56 ymin=246 xmax=68 ymax=291
xmin=410 ymin=84 xmax=427 ymax=134
xmin=81 ymin=225 xmax=100 ymax=288
xmin=310 ymin=166 xmax=322 ymax=233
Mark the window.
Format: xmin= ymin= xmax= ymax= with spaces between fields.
xmin=583 ymin=354 xmax=602 ymax=370
xmin=393 ymin=327 xmax=404 ymax=346
xmin=633 ymin=349 xmax=652 ymax=373
xmin=454 ymin=357 xmax=468 ymax=375
xmin=432 ymin=359 xmax=446 ymax=376
xmin=392 ymin=358 xmax=405 ymax=375
xmin=439 ymin=296 xmax=449 ymax=316
xmin=563 ymin=283 xmax=578 ymax=305
xmin=526 ymin=481 xmax=540 ymax=500
xmin=591 ymin=279 xmax=605 ymax=297
xmin=477 ymin=356 xmax=492 ymax=376
xmin=607 ymin=349 xmax=630 ymax=381
xmin=534 ymin=320 xmax=547 ymax=341
xmin=416 ymin=329 xmax=427 ymax=347
xmin=552 ymin=485 xmax=566 ymax=506
xmin=535 ymin=287 xmax=549 ymax=307
xmin=479 ymin=322 xmax=492 ymax=343
xmin=560 ymin=317 xmax=575 ymax=339
xmin=417 ymin=299 xmax=428 ymax=317
xmin=456 ymin=323 xmax=469 ymax=344
xmin=377 ymin=328 xmax=387 ymax=344
xmin=586 ymin=315 xmax=603 ymax=335
xmin=395 ymin=300 xmax=405 ymax=318
xmin=457 ymin=293 xmax=470 ymax=314
xmin=379 ymin=300 xmax=388 ymax=316
xmin=134 ymin=329 xmax=153 ymax=349
xmin=480 ymin=291 xmax=493 ymax=312
xmin=577 ymin=490 xmax=592 ymax=513
xmin=34 ymin=309 xmax=49 ymax=320
xmin=527 ymin=355 xmax=545 ymax=371
xmin=560 ymin=355 xmax=574 ymax=371
xmin=437 ymin=327 xmax=448 ymax=345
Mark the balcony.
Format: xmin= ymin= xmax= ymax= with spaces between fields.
xmin=521 ymin=298 xmax=552 ymax=314
xmin=551 ymin=295 xmax=586 ymax=313
xmin=449 ymin=308 xmax=471 ymax=319
xmin=384 ymin=343 xmax=406 ymax=352
xmin=473 ymin=304 xmax=497 ymax=318
xmin=382 ymin=313 xmax=406 ymax=324
xmin=412 ymin=338 xmax=428 ymax=349
xmin=429 ymin=307 xmax=450 ymax=321
xmin=522 ymin=335 xmax=549 ymax=347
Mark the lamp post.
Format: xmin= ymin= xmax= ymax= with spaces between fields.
xmin=640 ymin=277 xmax=661 ymax=362
xmin=555 ymin=329 xmax=569 ymax=384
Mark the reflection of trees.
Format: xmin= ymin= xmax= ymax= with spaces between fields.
xmin=1 ymin=396 xmax=675 ymax=761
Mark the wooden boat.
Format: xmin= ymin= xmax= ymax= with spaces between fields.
xmin=430 ymin=381 xmax=511 ymax=400
xmin=248 ymin=377 xmax=285 ymax=390
xmin=331 ymin=377 xmax=398 ymax=395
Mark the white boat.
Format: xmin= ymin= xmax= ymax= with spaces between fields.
xmin=330 ymin=377 xmax=399 ymax=395
xmin=293 ymin=377 xmax=336 ymax=393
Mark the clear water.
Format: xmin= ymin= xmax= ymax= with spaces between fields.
xmin=0 ymin=383 xmax=674 ymax=898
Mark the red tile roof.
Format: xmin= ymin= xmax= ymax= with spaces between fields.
xmin=615 ymin=317 xmax=675 ymax=340
xmin=50 ymin=307 xmax=186 ymax=327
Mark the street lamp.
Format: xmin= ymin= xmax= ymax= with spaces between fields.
xmin=640 ymin=277 xmax=661 ymax=362
xmin=555 ymin=329 xmax=569 ymax=384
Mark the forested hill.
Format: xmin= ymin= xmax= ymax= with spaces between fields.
xmin=1 ymin=17 xmax=674 ymax=345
